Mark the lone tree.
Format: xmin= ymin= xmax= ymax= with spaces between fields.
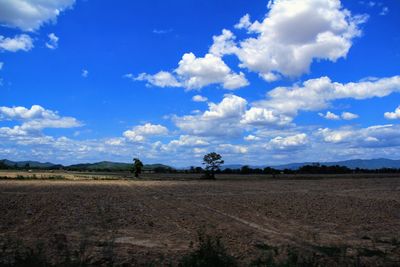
xmin=202 ymin=152 xmax=224 ymax=179
xmin=133 ymin=158 xmax=144 ymax=178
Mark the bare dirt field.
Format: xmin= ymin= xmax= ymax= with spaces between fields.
xmin=1 ymin=174 xmax=400 ymax=266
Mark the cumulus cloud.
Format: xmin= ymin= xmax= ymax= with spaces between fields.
xmin=192 ymin=95 xmax=208 ymax=102
xmin=232 ymin=0 xmax=367 ymax=79
xmin=133 ymin=71 xmax=180 ymax=88
xmin=317 ymin=124 xmax=400 ymax=147
xmin=384 ymin=106 xmax=400 ymax=120
xmin=209 ymin=29 xmax=238 ymax=57
xmin=319 ymin=111 xmax=340 ymax=120
xmin=234 ymin=14 xmax=251 ymax=30
xmin=135 ymin=0 xmax=367 ymax=89
xmin=255 ymin=75 xmax=400 ymax=117
xmin=20 ymin=117 xmax=81 ymax=131
xmin=45 ymin=33 xmax=58 ymax=49
xmin=0 ymin=105 xmax=59 ymax=120
xmin=218 ymin=143 xmax=248 ymax=154
xmin=174 ymin=94 xmax=294 ymax=138
xmin=174 ymin=95 xmax=248 ymax=136
xmin=244 ymin=134 xmax=260 ymax=141
xmin=318 ymin=111 xmax=359 ymax=121
xmin=0 ymin=0 xmax=76 ymax=31
xmin=169 ymin=135 xmax=209 ymax=147
xmin=0 ymin=34 xmax=33 ymax=52
xmin=159 ymin=135 xmax=210 ymax=153
xmin=318 ymin=127 xmax=353 ymax=143
xmin=105 ymin=138 xmax=125 ymax=146
xmin=341 ymin=111 xmax=359 ymax=120
xmin=241 ymin=107 xmax=292 ymax=126
xmin=0 ymin=105 xmax=82 ymax=135
xmin=202 ymin=94 xmax=247 ymax=119
xmin=267 ymin=133 xmax=308 ymax=150
xmin=123 ymin=123 xmax=168 ymax=142
xmin=136 ymin=53 xmax=248 ymax=90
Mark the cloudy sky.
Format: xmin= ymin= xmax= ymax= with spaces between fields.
xmin=0 ymin=0 xmax=399 ymax=166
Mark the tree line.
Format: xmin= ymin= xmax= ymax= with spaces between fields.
xmin=2 ymin=157 xmax=400 ymax=175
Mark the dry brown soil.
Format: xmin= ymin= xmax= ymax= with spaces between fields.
xmin=1 ymin=175 xmax=400 ymax=266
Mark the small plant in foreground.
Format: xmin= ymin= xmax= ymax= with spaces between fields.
xmin=178 ymin=231 xmax=237 ymax=267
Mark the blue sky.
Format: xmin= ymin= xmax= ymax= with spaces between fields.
xmin=0 ymin=0 xmax=400 ymax=167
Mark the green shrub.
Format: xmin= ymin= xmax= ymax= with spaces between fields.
xmin=178 ymin=231 xmax=237 ymax=267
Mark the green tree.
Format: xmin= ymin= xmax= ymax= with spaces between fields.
xmin=0 ymin=160 xmax=8 ymax=170
xmin=133 ymin=158 xmax=144 ymax=178
xmin=202 ymin=152 xmax=224 ymax=179
xmin=240 ymin=165 xmax=251 ymax=175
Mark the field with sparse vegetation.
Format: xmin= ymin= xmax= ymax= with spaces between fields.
xmin=1 ymin=172 xmax=400 ymax=266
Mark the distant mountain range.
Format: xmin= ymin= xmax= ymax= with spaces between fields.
xmin=2 ymin=158 xmax=400 ymax=171
xmin=0 ymin=159 xmax=172 ymax=171
xmin=1 ymin=159 xmax=63 ymax=169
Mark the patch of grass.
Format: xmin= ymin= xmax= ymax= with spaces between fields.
xmin=178 ymin=231 xmax=237 ymax=267
xmin=251 ymin=245 xmax=320 ymax=267
xmin=0 ymin=175 xmax=66 ymax=180
xmin=254 ymin=243 xmax=278 ymax=253
xmin=391 ymin=237 xmax=400 ymax=247
xmin=312 ymin=245 xmax=347 ymax=258
xmin=0 ymin=234 xmax=114 ymax=267
xmin=357 ymin=248 xmax=386 ymax=258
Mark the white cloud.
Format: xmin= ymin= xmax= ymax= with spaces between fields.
xmin=319 ymin=111 xmax=340 ymax=120
xmin=341 ymin=111 xmax=359 ymax=120
xmin=174 ymin=94 xmax=248 ymax=136
xmin=160 ymin=135 xmax=210 ymax=152
xmin=0 ymin=34 xmax=33 ymax=52
xmin=384 ymin=106 xmax=400 ymax=120
xmin=134 ymin=71 xmax=180 ymax=88
xmin=244 ymin=134 xmax=260 ymax=141
xmin=209 ymin=29 xmax=237 ymax=57
xmin=218 ymin=143 xmax=248 ymax=154
xmin=136 ymin=46 xmax=248 ymax=90
xmin=192 ymin=95 xmax=208 ymax=102
xmin=267 ymin=133 xmax=308 ymax=150
xmin=0 ymin=105 xmax=58 ymax=120
xmin=318 ymin=127 xmax=354 ymax=143
xmin=20 ymin=117 xmax=81 ymax=131
xmin=234 ymin=14 xmax=251 ymax=30
xmin=0 ymin=0 xmax=75 ymax=31
xmin=259 ymin=72 xmax=281 ymax=82
xmin=169 ymin=135 xmax=209 ymax=147
xmin=203 ymin=94 xmax=247 ymax=119
xmin=241 ymin=107 xmax=292 ymax=126
xmin=82 ymin=69 xmax=88 ymax=78
xmin=317 ymin=124 xmax=400 ymax=147
xmin=0 ymin=126 xmax=28 ymax=137
xmin=174 ymin=93 xmax=296 ymax=138
xmin=256 ymin=75 xmax=400 ymax=117
xmin=105 ymin=138 xmax=125 ymax=146
xmin=136 ymin=0 xmax=368 ymax=89
xmin=177 ymin=53 xmax=249 ymax=90
xmin=123 ymin=123 xmax=168 ymax=142
xmin=45 ymin=33 xmax=58 ymax=49
xmin=0 ymin=105 xmax=82 ymax=134
xmin=232 ymin=0 xmax=367 ymax=79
